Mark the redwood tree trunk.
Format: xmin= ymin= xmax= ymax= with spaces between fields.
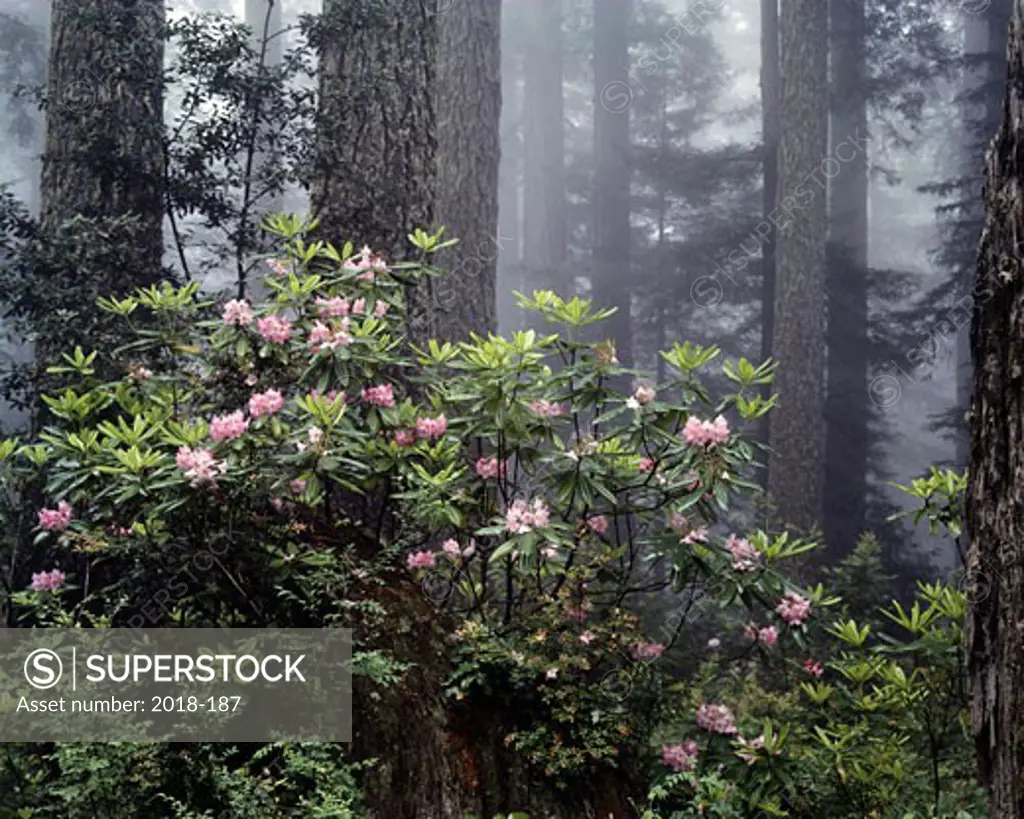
xmin=966 ymin=2 xmax=1024 ymax=815
xmin=766 ymin=0 xmax=829 ymax=535
xmin=823 ymin=0 xmax=869 ymax=560
xmin=592 ymin=0 xmax=633 ymax=370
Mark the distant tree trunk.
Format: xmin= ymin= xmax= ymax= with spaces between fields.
xmin=823 ymin=0 xmax=869 ymax=560
xmin=41 ymin=0 xmax=165 ymax=281
xmin=966 ymin=5 xmax=1024 ymax=816
xmin=522 ymin=0 xmax=566 ymax=304
xmin=432 ymin=0 xmax=502 ymax=341
xmin=592 ymin=0 xmax=633 ymax=370
xmin=767 ymin=0 xmax=828 ymax=535
xmin=240 ymin=0 xmax=284 ymax=300
xmin=496 ymin=18 xmax=523 ymax=335
xmin=759 ymin=0 xmax=780 ymax=482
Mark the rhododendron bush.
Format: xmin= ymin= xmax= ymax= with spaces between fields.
xmin=0 ymin=216 xmax=862 ymax=811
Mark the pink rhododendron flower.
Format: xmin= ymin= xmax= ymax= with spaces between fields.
xmin=442 ymin=539 xmax=462 ymax=558
xmin=528 ymin=399 xmax=566 ymax=418
xmin=361 ymin=384 xmax=396 ymax=408
xmin=249 ymin=389 xmax=285 ymax=417
xmin=373 ymin=300 xmax=390 ymax=317
xmin=127 ymin=363 xmax=153 ymax=380
xmin=209 ymin=410 xmax=249 ymax=441
xmin=696 ymin=703 xmax=738 ymax=735
xmin=586 ymin=515 xmax=609 ymax=535
xmin=504 ymin=498 xmax=550 ymax=533
xmin=393 ymin=429 xmax=416 ymax=447
xmin=630 ymin=642 xmax=665 ymax=661
xmin=631 ymin=385 xmax=657 ymax=406
xmin=803 ymin=659 xmax=824 ymax=679
xmin=31 ymin=569 xmax=66 ymax=592
xmin=683 ymin=527 xmax=709 ymax=545
xmin=344 ymin=245 xmax=389 ymax=280
xmin=475 ymin=456 xmax=506 ymax=480
xmin=682 ymin=415 xmax=730 ymax=447
xmin=638 ymin=456 xmax=656 ymax=473
xmin=308 ymin=319 xmax=352 ymax=353
xmin=661 ymin=740 xmax=699 ymax=772
xmin=579 ymin=631 xmax=596 ymax=645
xmin=776 ymin=591 xmax=812 ymax=626
xmin=223 ymin=299 xmax=254 ymax=326
xmin=315 ymin=296 xmax=350 ymax=318
xmin=758 ymin=625 xmax=778 ymax=647
xmin=406 ymin=551 xmax=436 ymax=570
xmin=257 ymin=314 xmax=292 ymax=343
xmin=351 ymin=298 xmax=366 ymax=315
xmin=727 ymin=534 xmax=761 ymax=572
xmin=289 ymin=479 xmax=307 ymax=495
xmin=416 ymin=414 xmax=448 ymax=440
xmin=38 ymin=501 xmax=73 ymax=532
xmin=175 ymin=447 xmax=227 ymax=486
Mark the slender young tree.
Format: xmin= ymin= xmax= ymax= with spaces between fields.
xmin=966 ymin=5 xmax=1024 ymax=816
xmin=824 ymin=0 xmax=869 ymax=559
xmin=592 ymin=0 xmax=633 ymax=369
xmin=767 ymin=0 xmax=829 ymax=535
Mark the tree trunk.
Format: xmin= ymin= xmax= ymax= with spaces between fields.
xmin=496 ymin=7 xmax=523 ymax=336
xmin=431 ymin=0 xmax=502 ymax=341
xmin=592 ymin=0 xmax=633 ymax=371
xmin=241 ymin=0 xmax=284 ymax=300
xmin=823 ymin=0 xmax=869 ymax=560
xmin=312 ymin=0 xmax=437 ymax=333
xmin=759 ymin=0 xmax=780 ymax=482
xmin=522 ymin=0 xmax=566 ymax=303
xmin=766 ymin=0 xmax=828 ymax=535
xmin=966 ymin=6 xmax=1024 ymax=817
xmin=41 ymin=0 xmax=165 ymax=280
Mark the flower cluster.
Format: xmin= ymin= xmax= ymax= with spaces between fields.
xmin=661 ymin=740 xmax=699 ymax=772
xmin=249 ymin=389 xmax=285 ymax=417
xmin=504 ymin=498 xmax=551 ymax=534
xmin=475 ymin=456 xmax=506 ymax=481
xmin=308 ymin=319 xmax=352 ymax=353
xmin=696 ymin=702 xmax=738 ymax=735
xmin=30 ymin=569 xmax=66 ymax=592
xmin=416 ymin=414 xmax=448 ymax=440
xmin=361 ymin=384 xmax=396 ymax=408
xmin=776 ymin=591 xmax=812 ymax=626
xmin=176 ymin=447 xmax=227 ymax=486
xmin=803 ymin=659 xmax=824 ymax=678
xmin=223 ymin=299 xmax=254 ymax=326
xmin=682 ymin=415 xmax=729 ymax=447
xmin=407 ymin=551 xmax=436 ymax=569
xmin=528 ymin=399 xmax=566 ymax=418
xmin=209 ymin=410 xmax=249 ymax=441
xmin=586 ymin=514 xmax=609 ymax=535
xmin=315 ymin=296 xmax=350 ymax=318
xmin=257 ymin=314 xmax=292 ymax=343
xmin=38 ymin=501 xmax=73 ymax=532
xmin=442 ymin=538 xmax=475 ymax=559
xmin=343 ymin=245 xmax=389 ymax=281
xmin=726 ymin=534 xmax=761 ymax=572
xmin=626 ymin=385 xmax=657 ymax=410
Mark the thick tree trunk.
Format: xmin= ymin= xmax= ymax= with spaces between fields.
xmin=966 ymin=3 xmax=1024 ymax=816
xmin=823 ymin=0 xmax=869 ymax=560
xmin=522 ymin=0 xmax=566 ymax=302
xmin=41 ymin=0 xmax=165 ymax=280
xmin=766 ymin=0 xmax=828 ymax=535
xmin=759 ymin=0 xmax=780 ymax=480
xmin=592 ymin=0 xmax=633 ymax=370
xmin=431 ymin=0 xmax=502 ymax=341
